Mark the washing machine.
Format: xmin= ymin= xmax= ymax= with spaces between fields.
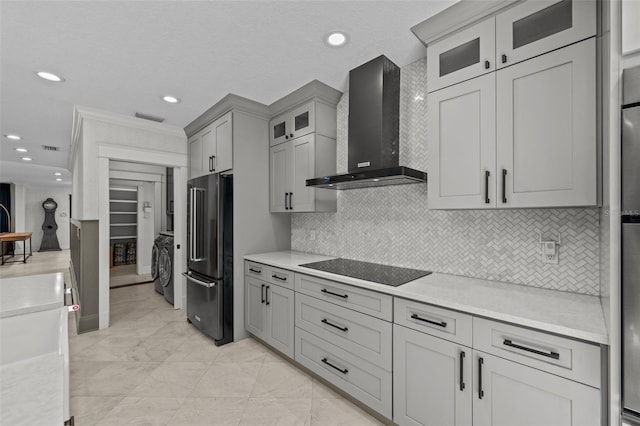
xmin=151 ymin=234 xmax=164 ymax=295
xmin=158 ymin=231 xmax=174 ymax=305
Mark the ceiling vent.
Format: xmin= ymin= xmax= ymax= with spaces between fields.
xmin=42 ymin=145 xmax=60 ymax=151
xmin=135 ymin=112 xmax=165 ymax=123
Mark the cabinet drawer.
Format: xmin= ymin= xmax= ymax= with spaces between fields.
xmin=295 ymin=274 xmax=392 ymax=321
xmin=496 ymin=0 xmax=596 ymax=69
xmin=295 ymin=293 xmax=392 ymax=371
xmin=394 ymin=298 xmax=473 ymax=347
xmin=427 ymin=17 xmax=496 ymax=92
xmin=268 ymin=267 xmax=294 ymax=290
xmin=245 ymin=261 xmax=271 ymax=281
xmin=473 ymin=317 xmax=601 ymax=388
xmin=295 ymin=327 xmax=392 ymax=419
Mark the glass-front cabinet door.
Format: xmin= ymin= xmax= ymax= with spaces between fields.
xmin=289 ymin=101 xmax=315 ymax=140
xmin=269 ymin=116 xmax=288 ymax=146
xmin=496 ymin=0 xmax=596 ymax=68
xmin=427 ymin=18 xmax=495 ymax=93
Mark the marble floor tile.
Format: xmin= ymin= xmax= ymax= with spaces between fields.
xmin=310 ymin=398 xmax=384 ymax=426
xmin=130 ymin=361 xmax=209 ymax=398
xmin=311 ymin=379 xmax=343 ymax=400
xmin=192 ymin=362 xmax=263 ymax=397
xmin=70 ymin=396 xmax=124 ymax=426
xmin=72 ymin=362 xmax=161 ymax=397
xmin=240 ymin=398 xmax=312 ymax=426
xmin=96 ymin=396 xmax=183 ymax=426
xmin=214 ymin=337 xmax=271 ymax=363
xmin=251 ymin=360 xmax=313 ymax=399
xmin=168 ymin=397 xmax=247 ymax=426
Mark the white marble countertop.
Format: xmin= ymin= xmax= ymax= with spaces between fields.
xmin=0 ymin=353 xmax=64 ymax=425
xmin=245 ymin=251 xmax=608 ymax=345
xmin=0 ymin=273 xmax=65 ymax=318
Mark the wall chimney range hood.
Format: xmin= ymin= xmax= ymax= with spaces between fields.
xmin=306 ymin=55 xmax=427 ymax=190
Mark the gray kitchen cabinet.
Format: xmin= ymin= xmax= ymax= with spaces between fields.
xmin=472 ymin=351 xmax=600 ymax=426
xmin=427 ymin=17 xmax=495 ymax=92
xmin=496 ymin=38 xmax=596 ymax=207
xmin=393 ymin=324 xmax=472 ymax=426
xmin=269 ymin=133 xmax=336 ymax=213
xmin=429 ymin=38 xmax=596 ymax=209
xmin=427 ymin=73 xmax=496 ymax=209
xmin=244 ymin=273 xmax=294 ymax=358
xmin=269 ymin=99 xmax=338 ymax=147
xmin=189 ymin=112 xmax=233 ymax=179
xmin=495 ymin=0 xmax=596 ymax=69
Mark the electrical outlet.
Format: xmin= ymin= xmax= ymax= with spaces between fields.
xmin=541 ymin=241 xmax=559 ymax=264
xmin=310 ymin=230 xmax=316 ymax=241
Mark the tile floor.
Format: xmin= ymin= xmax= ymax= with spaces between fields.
xmin=3 ymin=250 xmax=385 ymax=425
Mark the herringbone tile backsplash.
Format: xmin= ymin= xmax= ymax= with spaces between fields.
xmin=292 ymin=58 xmax=600 ymax=296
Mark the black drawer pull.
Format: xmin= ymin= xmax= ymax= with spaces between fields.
xmin=321 ymin=288 xmax=349 ymax=299
xmin=459 ymin=351 xmax=466 ymax=391
xmin=484 ymin=60 xmax=490 ymax=69
xmin=272 ymin=274 xmax=287 ymax=281
xmin=321 ymin=318 xmax=348 ymax=332
xmin=249 ymin=267 xmax=262 ymax=274
xmin=261 ymin=284 xmax=265 ymax=304
xmin=265 ymin=285 xmax=270 ymax=305
xmin=411 ymin=313 xmax=447 ymax=328
xmin=503 ymin=339 xmax=560 ymax=360
xmin=478 ymin=357 xmax=484 ymax=399
xmin=501 ymin=54 xmax=507 ymax=64
xmin=321 ymin=357 xmax=348 ymax=375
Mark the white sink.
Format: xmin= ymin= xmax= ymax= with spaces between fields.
xmin=0 ymin=306 xmax=69 ymax=424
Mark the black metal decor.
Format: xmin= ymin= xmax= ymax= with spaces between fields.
xmin=39 ymin=198 xmax=61 ymax=251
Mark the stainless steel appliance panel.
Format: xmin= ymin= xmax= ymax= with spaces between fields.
xmin=187 ymin=174 xmax=221 ymax=279
xmin=623 ymin=223 xmax=640 ymax=416
xmin=622 ymin=106 xmax=640 ymax=214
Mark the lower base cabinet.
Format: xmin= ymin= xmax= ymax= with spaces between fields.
xmin=393 ymin=324 xmax=472 ymax=426
xmin=245 ymin=276 xmax=294 ymax=358
xmin=473 ymin=351 xmax=601 ymax=426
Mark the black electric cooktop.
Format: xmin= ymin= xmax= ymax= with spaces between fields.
xmin=300 ymin=258 xmax=431 ymax=287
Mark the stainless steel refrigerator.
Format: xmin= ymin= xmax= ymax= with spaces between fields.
xmin=184 ymin=173 xmax=233 ymax=346
xmin=622 ymin=65 xmax=640 ymax=422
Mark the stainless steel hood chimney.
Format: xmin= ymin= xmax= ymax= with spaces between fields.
xmin=306 ymin=55 xmax=427 ymax=190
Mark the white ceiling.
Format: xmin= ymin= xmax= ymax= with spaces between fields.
xmin=0 ymin=0 xmax=456 ymax=187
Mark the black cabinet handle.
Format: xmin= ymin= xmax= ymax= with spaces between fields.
xmin=285 ymin=193 xmax=289 ymax=210
xmin=290 ymin=133 xmax=294 ymax=138
xmin=209 ymin=156 xmax=213 ymax=172
xmin=484 ymin=170 xmax=490 ymax=204
xmin=321 ymin=318 xmax=349 ymax=332
xmin=321 ymin=357 xmax=348 ymax=375
xmin=285 ymin=135 xmax=289 ymax=139
xmin=478 ymin=357 xmax=484 ymax=399
xmin=321 ymin=288 xmax=349 ymax=299
xmin=289 ymin=192 xmax=294 ymax=209
xmin=459 ymin=351 xmax=466 ymax=391
xmin=249 ymin=267 xmax=262 ymax=274
xmin=501 ymin=54 xmax=507 ymax=64
xmin=265 ymin=285 xmax=270 ymax=305
xmin=261 ymin=284 xmax=265 ymax=304
xmin=485 ymin=60 xmax=490 ymax=69
xmin=212 ymin=155 xmax=216 ymax=172
xmin=501 ymin=169 xmax=507 ymax=204
xmin=272 ymin=274 xmax=287 ymax=281
xmin=410 ymin=313 xmax=447 ymax=328
xmin=503 ymin=339 xmax=560 ymax=360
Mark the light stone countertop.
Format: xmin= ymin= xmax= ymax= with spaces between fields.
xmin=0 ymin=272 xmax=65 ymax=318
xmin=244 ymin=251 xmax=608 ymax=345
xmin=0 ymin=353 xmax=64 ymax=425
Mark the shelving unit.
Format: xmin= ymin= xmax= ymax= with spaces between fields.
xmin=109 ymin=186 xmax=138 ymax=266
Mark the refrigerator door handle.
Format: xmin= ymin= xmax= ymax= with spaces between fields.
xmin=189 ymin=187 xmax=197 ymax=261
xmin=182 ymin=272 xmax=217 ymax=288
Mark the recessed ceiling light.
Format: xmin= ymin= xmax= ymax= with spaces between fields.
xmin=56 ymin=178 xmax=62 ymax=182
xmin=36 ymin=71 xmax=65 ymax=82
xmin=5 ymin=134 xmax=21 ymax=140
xmin=324 ymin=31 xmax=349 ymax=47
xmin=15 ymin=148 xmax=28 ymax=153
xmin=54 ymin=172 xmax=62 ymax=176
xmin=162 ymin=95 xmax=180 ymax=104
xmin=21 ymin=157 xmax=32 ymax=161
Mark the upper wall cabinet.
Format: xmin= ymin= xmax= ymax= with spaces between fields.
xmin=496 ymin=0 xmax=596 ymax=69
xmin=269 ymin=99 xmax=338 ymax=147
xmin=189 ymin=112 xmax=233 ymax=180
xmin=427 ymin=18 xmax=496 ymax=93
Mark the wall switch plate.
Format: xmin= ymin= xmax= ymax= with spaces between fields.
xmin=542 ymin=240 xmax=559 ymax=264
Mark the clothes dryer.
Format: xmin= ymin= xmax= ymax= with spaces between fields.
xmin=158 ymin=231 xmax=174 ymax=305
